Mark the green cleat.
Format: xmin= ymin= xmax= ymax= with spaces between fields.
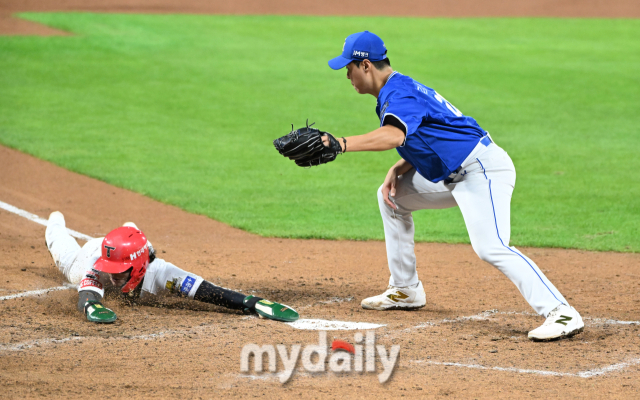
xmin=84 ymin=301 xmax=117 ymax=323
xmin=244 ymin=295 xmax=299 ymax=322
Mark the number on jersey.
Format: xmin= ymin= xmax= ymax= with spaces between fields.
xmin=433 ymin=92 xmax=463 ymax=117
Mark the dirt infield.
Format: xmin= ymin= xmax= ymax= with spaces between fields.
xmin=2 ymin=0 xmax=640 ymax=35
xmin=1 ymin=1 xmax=640 ymax=398
xmin=2 ymin=144 xmax=640 ymax=398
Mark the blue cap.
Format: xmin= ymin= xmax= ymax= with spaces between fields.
xmin=328 ymin=31 xmax=387 ymax=70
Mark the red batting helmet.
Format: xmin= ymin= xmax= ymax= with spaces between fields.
xmin=93 ymin=226 xmax=149 ymax=293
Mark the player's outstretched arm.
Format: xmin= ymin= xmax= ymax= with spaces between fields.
xmin=194 ymin=281 xmax=299 ymax=322
xmin=193 ymin=280 xmax=248 ymax=310
xmin=322 ymin=125 xmax=405 ymax=152
xmin=75 ymin=268 xmax=117 ymax=323
xmin=77 ymin=290 xmax=117 ymax=323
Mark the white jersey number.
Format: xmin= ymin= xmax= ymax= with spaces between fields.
xmin=433 ymin=92 xmax=463 ymax=117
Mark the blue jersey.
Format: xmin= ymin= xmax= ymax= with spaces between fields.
xmin=376 ymin=72 xmax=486 ymax=183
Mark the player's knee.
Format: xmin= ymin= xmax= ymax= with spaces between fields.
xmin=377 ymin=185 xmax=396 ymax=214
xmin=474 ymin=246 xmax=501 ymax=264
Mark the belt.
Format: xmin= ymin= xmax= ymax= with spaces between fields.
xmin=444 ymin=135 xmax=492 ymax=184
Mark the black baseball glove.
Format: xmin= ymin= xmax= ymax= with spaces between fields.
xmin=273 ymin=121 xmax=344 ymax=167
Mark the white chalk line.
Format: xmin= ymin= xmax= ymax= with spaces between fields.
xmin=319 ymin=296 xmax=354 ymax=305
xmin=0 ymin=290 xmax=383 ymax=331
xmin=0 ymin=285 xmax=73 ymax=301
xmin=3 ymin=198 xmax=638 ymax=327
xmin=1 ymin=321 xmax=282 ymax=353
xmin=0 ymin=200 xmax=94 ymax=241
xmin=237 ymin=357 xmax=640 ymax=382
xmin=1 ymin=320 xmax=234 ymax=353
xmin=286 ymin=319 xmax=385 ymax=331
xmin=2 ymin=199 xmax=640 ymax=378
xmin=410 ymin=358 xmax=640 ymax=379
xmin=0 ymin=330 xmax=175 ymax=352
xmin=1 ymin=308 xmax=638 ymax=380
xmin=586 ymin=317 xmax=640 ymax=326
xmin=297 ymin=296 xmax=355 ymax=311
xmin=235 ymin=371 xmax=320 ymax=382
xmin=0 ymin=336 xmax=85 ymax=351
xmin=409 ymin=309 xmax=639 ymax=330
xmin=3 ymin=306 xmax=636 ymax=353
xmin=3 ymin=326 xmax=638 ymax=380
xmin=0 ymin=199 xmax=383 ymax=331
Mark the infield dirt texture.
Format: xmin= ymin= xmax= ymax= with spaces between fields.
xmin=1 ymin=1 xmax=640 ymax=398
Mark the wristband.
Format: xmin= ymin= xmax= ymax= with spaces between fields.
xmin=341 ymin=137 xmax=347 ymax=153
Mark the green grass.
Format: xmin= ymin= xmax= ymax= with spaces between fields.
xmin=1 ymin=14 xmax=638 ymax=252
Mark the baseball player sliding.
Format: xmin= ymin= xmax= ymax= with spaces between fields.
xmin=45 ymin=211 xmax=298 ymax=323
xmin=274 ymin=31 xmax=583 ymax=341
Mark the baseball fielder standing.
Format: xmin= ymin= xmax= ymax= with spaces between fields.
xmin=274 ymin=31 xmax=583 ymax=341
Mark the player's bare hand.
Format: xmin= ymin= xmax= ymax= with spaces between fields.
xmin=321 ymin=134 xmax=345 ymax=152
xmin=381 ymin=169 xmax=398 ymax=209
xmin=321 ymin=135 xmax=330 ymax=147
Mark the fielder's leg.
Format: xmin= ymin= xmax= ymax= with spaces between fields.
xmin=378 ymin=169 xmax=457 ymax=287
xmin=451 ymin=145 xmax=583 ymax=339
xmin=451 ymin=145 xmax=568 ymax=316
xmin=362 ymin=169 xmax=457 ymax=310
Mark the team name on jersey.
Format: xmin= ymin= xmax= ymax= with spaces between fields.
xmin=415 ymin=84 xmax=429 ymax=95
xmin=352 ymin=50 xmax=369 ymax=58
xmin=130 ymin=242 xmax=149 ymax=261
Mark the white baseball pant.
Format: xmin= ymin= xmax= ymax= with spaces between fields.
xmin=379 ymin=141 xmax=568 ymax=317
xmin=45 ymin=222 xmax=103 ymax=285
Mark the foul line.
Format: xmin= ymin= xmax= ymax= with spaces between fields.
xmin=410 ymin=358 xmax=640 ymax=378
xmin=0 ymin=286 xmax=73 ymax=301
xmin=408 ymin=309 xmax=639 ymax=329
xmin=1 ymin=308 xmax=639 ymax=379
xmin=286 ymin=319 xmax=385 ymax=331
xmin=0 ymin=331 xmax=174 ymax=352
xmin=3 ymin=326 xmax=638 ymax=379
xmin=3 ymin=199 xmax=638 ymax=325
xmin=586 ymin=317 xmax=640 ymax=326
xmin=237 ymin=358 xmax=640 ymax=382
xmin=0 ymin=199 xmax=383 ymax=331
xmin=0 ymin=200 xmax=94 ymax=241
xmin=2 ymin=195 xmax=639 ymax=380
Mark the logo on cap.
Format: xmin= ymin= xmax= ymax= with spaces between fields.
xmin=104 ymin=245 xmax=116 ymax=258
xmin=352 ymin=50 xmax=369 ymax=58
